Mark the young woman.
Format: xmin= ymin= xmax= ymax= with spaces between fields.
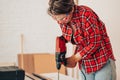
xmin=48 ymin=0 xmax=116 ymax=80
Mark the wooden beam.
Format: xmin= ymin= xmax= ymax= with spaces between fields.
xmin=25 ymin=73 xmax=52 ymax=80
xmin=20 ymin=34 xmax=24 ymax=69
xmin=74 ymin=0 xmax=78 ymax=5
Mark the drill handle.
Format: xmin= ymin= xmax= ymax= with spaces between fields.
xmin=55 ymin=52 xmax=67 ymax=70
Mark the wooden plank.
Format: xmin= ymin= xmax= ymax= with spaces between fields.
xmin=40 ymin=73 xmax=77 ymax=80
xmin=20 ymin=34 xmax=24 ymax=69
xmin=25 ymin=73 xmax=40 ymax=80
xmin=74 ymin=0 xmax=78 ymax=5
xmin=18 ymin=54 xmax=35 ymax=73
xmin=18 ymin=53 xmax=67 ymax=74
xmin=32 ymin=73 xmax=52 ymax=80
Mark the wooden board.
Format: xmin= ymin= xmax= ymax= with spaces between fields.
xmin=18 ymin=53 xmax=67 ymax=74
xmin=40 ymin=73 xmax=77 ymax=80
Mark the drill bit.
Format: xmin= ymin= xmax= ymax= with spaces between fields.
xmin=58 ymin=70 xmax=59 ymax=80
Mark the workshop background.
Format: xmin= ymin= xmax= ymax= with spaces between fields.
xmin=0 ymin=0 xmax=120 ymax=80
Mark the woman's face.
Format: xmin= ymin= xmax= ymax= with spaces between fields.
xmin=52 ymin=13 xmax=72 ymax=24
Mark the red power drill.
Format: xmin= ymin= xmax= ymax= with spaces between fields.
xmin=55 ymin=36 xmax=67 ymax=70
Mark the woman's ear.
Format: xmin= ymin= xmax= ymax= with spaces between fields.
xmin=71 ymin=7 xmax=74 ymax=13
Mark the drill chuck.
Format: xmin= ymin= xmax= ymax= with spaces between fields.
xmin=56 ymin=52 xmax=66 ymax=70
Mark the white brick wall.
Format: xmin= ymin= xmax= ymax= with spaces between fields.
xmin=0 ymin=0 xmax=61 ymax=62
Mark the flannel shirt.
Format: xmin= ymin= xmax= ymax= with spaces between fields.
xmin=59 ymin=5 xmax=115 ymax=73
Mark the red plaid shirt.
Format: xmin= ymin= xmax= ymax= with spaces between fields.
xmin=59 ymin=5 xmax=115 ymax=73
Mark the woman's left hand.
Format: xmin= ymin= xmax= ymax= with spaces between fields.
xmin=65 ymin=54 xmax=82 ymax=68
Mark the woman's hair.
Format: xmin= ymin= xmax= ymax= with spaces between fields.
xmin=48 ymin=0 xmax=75 ymax=15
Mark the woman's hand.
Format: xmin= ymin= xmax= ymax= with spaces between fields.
xmin=65 ymin=53 xmax=82 ymax=68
